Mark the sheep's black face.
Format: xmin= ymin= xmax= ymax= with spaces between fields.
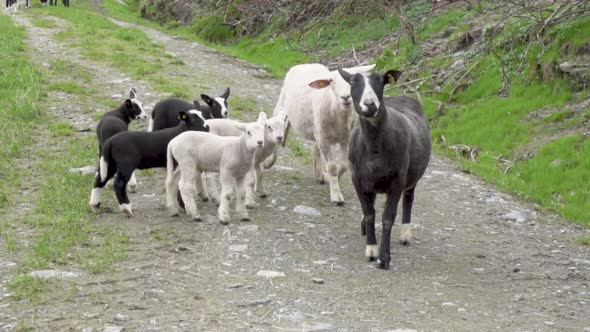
xmin=201 ymin=87 xmax=230 ymax=118
xmin=180 ymin=110 xmax=209 ymax=132
xmin=125 ymin=99 xmax=147 ymax=120
xmin=339 ymin=69 xmax=401 ymax=119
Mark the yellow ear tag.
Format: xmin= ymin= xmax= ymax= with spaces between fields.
xmin=319 ymin=80 xmax=330 ymax=88
xmin=181 ymin=114 xmax=187 ymax=120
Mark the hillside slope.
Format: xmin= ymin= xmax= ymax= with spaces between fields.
xmin=127 ymin=0 xmax=590 ymax=224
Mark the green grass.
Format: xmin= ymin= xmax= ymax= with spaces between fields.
xmin=0 ymin=15 xmax=44 ymax=210
xmin=8 ymin=275 xmax=48 ymax=301
xmin=31 ymin=17 xmax=58 ymax=28
xmin=48 ymin=121 xmax=75 ymax=137
xmin=578 ymin=236 xmax=590 ymax=246
xmin=47 ymin=81 xmax=88 ymax=95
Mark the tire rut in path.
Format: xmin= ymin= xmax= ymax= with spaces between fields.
xmin=1 ymin=11 xmax=589 ymax=332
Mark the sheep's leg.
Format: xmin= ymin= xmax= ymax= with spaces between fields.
xmin=178 ymin=166 xmax=201 ymax=221
xmin=166 ymin=167 xmax=182 ymax=216
xmin=235 ymin=175 xmax=249 ymax=221
xmin=253 ymin=162 xmax=267 ymax=198
xmin=195 ymin=171 xmax=209 ymax=202
xmin=89 ymin=161 xmax=116 ymax=212
xmin=378 ymin=189 xmax=403 ymax=270
xmin=400 ymin=186 xmax=416 ymax=245
xmin=352 ymin=177 xmax=378 ymax=261
xmin=205 ymin=172 xmax=220 ymax=205
xmin=127 ymin=171 xmax=138 ymax=193
xmin=245 ymin=169 xmax=257 ymax=209
xmin=217 ymin=169 xmax=232 ymax=225
xmin=318 ymin=140 xmax=344 ymax=205
xmin=113 ymin=169 xmax=134 ymax=217
xmin=312 ymin=143 xmax=324 ymax=184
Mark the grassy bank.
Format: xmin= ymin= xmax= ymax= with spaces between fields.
xmin=1 ymin=12 xmax=128 ymax=301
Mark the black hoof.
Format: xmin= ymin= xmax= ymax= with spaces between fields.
xmin=240 ymin=217 xmax=250 ymax=222
xmin=201 ymin=197 xmax=209 ymax=202
xmin=377 ymin=260 xmax=390 ymax=270
xmin=400 ymin=240 xmax=410 ymax=246
xmin=332 ymin=201 xmax=344 ymax=207
xmin=259 ymin=193 xmax=267 ymax=198
xmin=361 ymin=222 xmax=366 ymax=236
xmin=367 ymin=256 xmax=376 ymax=262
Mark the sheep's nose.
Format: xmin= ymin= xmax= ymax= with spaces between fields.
xmin=257 ymin=140 xmax=263 ymax=146
xmin=276 ymin=136 xmax=283 ymax=142
xmin=341 ymin=95 xmax=351 ymax=102
xmin=364 ymin=99 xmax=375 ymax=106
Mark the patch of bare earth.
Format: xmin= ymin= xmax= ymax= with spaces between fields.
xmin=0 ymin=10 xmax=589 ymax=332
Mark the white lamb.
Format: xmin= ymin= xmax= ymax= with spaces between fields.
xmin=205 ymin=114 xmax=288 ymax=207
xmin=166 ymin=112 xmax=267 ymax=224
xmin=271 ymin=63 xmax=375 ymax=205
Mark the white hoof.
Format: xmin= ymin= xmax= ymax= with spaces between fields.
xmin=245 ymin=199 xmax=256 ymax=209
xmin=400 ymin=224 xmax=412 ymax=245
xmin=365 ymin=245 xmax=378 ymax=261
xmin=119 ymin=204 xmax=133 ymax=217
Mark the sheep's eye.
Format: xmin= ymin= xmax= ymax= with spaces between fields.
xmin=247 ymin=131 xmax=251 ymax=136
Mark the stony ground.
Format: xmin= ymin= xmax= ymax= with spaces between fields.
xmin=1 ymin=8 xmax=590 ymax=332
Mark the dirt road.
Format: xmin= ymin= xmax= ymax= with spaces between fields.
xmin=1 ymin=10 xmax=589 ymax=332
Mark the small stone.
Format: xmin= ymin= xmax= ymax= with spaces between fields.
xmin=29 ymin=270 xmax=80 ymax=279
xmin=278 ymin=312 xmax=304 ymax=322
xmin=256 ymin=270 xmax=285 ymax=278
xmin=431 ymin=170 xmax=447 ymax=176
xmin=238 ymin=225 xmax=259 ymax=232
xmin=501 ymin=210 xmax=526 ymax=222
xmin=270 ymin=199 xmax=277 ymax=205
xmin=102 ymin=326 xmax=124 ymax=332
xmin=229 ymin=245 xmax=248 ymax=252
xmin=237 ymin=298 xmax=272 ymax=307
xmin=387 ymin=330 xmax=417 ymax=332
xmin=312 ymin=278 xmax=325 ymax=284
xmin=513 ymin=267 xmax=521 ymax=273
xmin=549 ymin=159 xmax=563 ymax=168
xmin=442 ymin=302 xmax=457 ymax=307
xmin=543 ymin=321 xmax=555 ymax=326
xmin=485 ymin=195 xmax=505 ymax=204
xmin=293 ymin=205 xmax=321 ymax=216
xmin=320 ymin=311 xmax=335 ymax=315
xmin=308 ymin=322 xmax=336 ymax=331
xmin=227 ymin=283 xmax=243 ymax=289
xmin=278 ymin=206 xmax=287 ymax=211
xmin=458 ymin=308 xmax=467 ymax=313
xmin=472 ymin=268 xmax=485 ymax=273
xmin=114 ymin=314 xmax=128 ymax=322
xmin=312 ymin=260 xmax=329 ymax=265
xmin=68 ymin=166 xmax=96 ymax=175
xmin=275 ymin=228 xmax=294 ymax=234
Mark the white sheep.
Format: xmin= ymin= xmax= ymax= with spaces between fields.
xmin=271 ymin=63 xmax=375 ymax=205
xmin=205 ymin=114 xmax=287 ymax=207
xmin=166 ymin=112 xmax=267 ymax=224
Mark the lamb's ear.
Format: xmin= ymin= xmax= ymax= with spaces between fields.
xmin=234 ymin=122 xmax=246 ymax=131
xmin=338 ymin=68 xmax=353 ymax=84
xmin=201 ymin=94 xmax=213 ymax=105
xmin=309 ymin=78 xmax=332 ymax=89
xmin=257 ymin=112 xmax=267 ymax=124
xmin=129 ymin=88 xmax=137 ymax=99
xmin=193 ymin=100 xmax=201 ymax=110
xmin=178 ymin=111 xmax=189 ymax=122
xmin=221 ymin=87 xmax=230 ymax=100
xmin=384 ymin=70 xmax=402 ymax=85
xmin=124 ymin=99 xmax=132 ymax=108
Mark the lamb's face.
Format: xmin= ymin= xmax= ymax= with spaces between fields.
xmin=265 ymin=116 xmax=287 ymax=144
xmin=243 ymin=122 xmax=265 ymax=150
xmin=330 ymin=73 xmax=353 ymax=110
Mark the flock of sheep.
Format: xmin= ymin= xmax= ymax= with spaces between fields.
xmin=89 ymin=63 xmax=431 ymax=270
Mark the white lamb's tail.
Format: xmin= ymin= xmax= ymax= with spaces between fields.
xmin=147 ymin=115 xmax=154 ymax=132
xmin=99 ymin=156 xmax=108 ymax=182
xmin=166 ymin=143 xmax=175 ymax=182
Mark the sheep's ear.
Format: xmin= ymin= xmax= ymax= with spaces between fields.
xmin=124 ymin=99 xmax=132 ymax=108
xmin=201 ymin=94 xmax=213 ymax=105
xmin=221 ymin=87 xmax=230 ymax=99
xmin=309 ymin=79 xmax=332 ymax=89
xmin=129 ymin=88 xmax=137 ymax=99
xmin=234 ymin=122 xmax=246 ymax=131
xmin=257 ymin=112 xmax=267 ymax=124
xmin=193 ymin=100 xmax=201 ymax=110
xmin=338 ymin=68 xmax=353 ymax=83
xmin=178 ymin=111 xmax=189 ymax=122
xmin=384 ymin=70 xmax=402 ymax=85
